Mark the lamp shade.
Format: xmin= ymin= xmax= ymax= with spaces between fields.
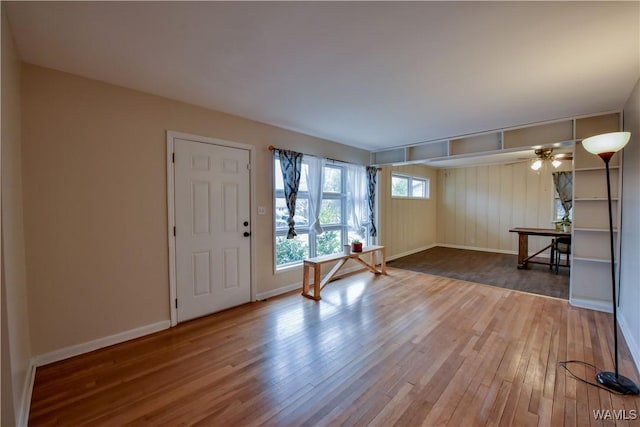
xmin=582 ymin=132 xmax=631 ymax=155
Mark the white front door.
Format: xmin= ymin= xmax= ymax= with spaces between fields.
xmin=174 ymin=138 xmax=251 ymax=322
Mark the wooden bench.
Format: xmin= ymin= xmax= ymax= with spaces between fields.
xmin=302 ymin=245 xmax=387 ymax=300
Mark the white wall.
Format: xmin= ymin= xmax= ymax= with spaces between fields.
xmin=436 ymin=161 xmax=571 ymax=254
xmin=21 ymin=64 xmax=370 ymax=358
xmin=619 ymin=78 xmax=640 ymax=370
xmin=379 ymin=164 xmax=438 ymax=258
xmin=1 ymin=5 xmax=32 ymax=426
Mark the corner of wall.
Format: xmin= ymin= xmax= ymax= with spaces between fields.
xmin=2 ymin=5 xmax=34 ymax=425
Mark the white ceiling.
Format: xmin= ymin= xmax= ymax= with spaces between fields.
xmin=6 ymin=1 xmax=640 ymax=152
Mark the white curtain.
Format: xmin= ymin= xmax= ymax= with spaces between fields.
xmin=346 ymin=164 xmax=368 ymax=240
xmin=305 ymin=156 xmax=325 ymax=235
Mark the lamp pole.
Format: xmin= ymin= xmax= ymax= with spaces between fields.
xmin=603 ymin=152 xmax=618 ymax=378
xmin=582 ymin=132 xmax=638 ymax=395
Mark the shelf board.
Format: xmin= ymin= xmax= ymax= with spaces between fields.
xmin=573 ymin=228 xmax=618 ymax=233
xmin=574 ymin=166 xmax=620 ymax=172
xmin=574 ymin=197 xmax=618 ymax=202
xmin=573 ymin=257 xmax=612 ymax=264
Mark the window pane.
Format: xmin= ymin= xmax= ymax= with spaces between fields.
xmin=555 ymin=200 xmax=572 ymax=222
xmin=412 ymin=179 xmax=426 ymax=198
xmin=275 ymin=197 xmax=309 ymax=227
xmin=299 ymin=164 xmax=309 ymax=192
xmin=392 ymin=176 xmax=409 ymax=197
xmin=294 ymin=198 xmax=309 ymax=227
xmin=320 ymin=199 xmax=342 ymax=225
xmin=275 ymin=197 xmax=288 ymax=229
xmin=323 ymin=166 xmax=342 ymax=193
xmin=274 ymin=161 xmax=284 ymax=190
xmin=274 ymin=159 xmax=308 ymax=191
xmin=276 ymin=234 xmax=309 ymax=266
xmin=316 ymin=230 xmax=342 ymax=256
xmin=348 ymin=228 xmax=366 ymax=245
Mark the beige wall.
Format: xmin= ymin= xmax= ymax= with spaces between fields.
xmin=436 ymin=161 xmax=571 ymax=254
xmin=21 ymin=64 xmax=369 ymax=356
xmin=1 ymin=5 xmax=30 ymax=425
xmin=620 ymin=78 xmax=640 ymax=368
xmin=379 ymin=164 xmax=438 ymax=258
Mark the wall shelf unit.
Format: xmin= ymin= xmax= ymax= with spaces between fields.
xmin=570 ymin=111 xmax=623 ymax=311
xmin=370 ymin=111 xmax=620 ymax=168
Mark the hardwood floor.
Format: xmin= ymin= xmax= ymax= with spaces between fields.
xmin=30 ymin=268 xmax=640 ymax=426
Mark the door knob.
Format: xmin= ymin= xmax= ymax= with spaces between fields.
xmin=243 ymin=231 xmax=251 ymax=237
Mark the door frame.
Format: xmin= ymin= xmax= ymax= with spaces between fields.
xmin=166 ymin=130 xmax=256 ymax=327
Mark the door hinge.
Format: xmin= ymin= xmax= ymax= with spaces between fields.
xmin=172 ymin=152 xmax=175 ymax=163
xmin=175 ymin=298 xmax=178 ymax=309
xmin=246 ymin=163 xmax=251 ymax=170
xmin=173 ymin=226 xmax=176 ymax=236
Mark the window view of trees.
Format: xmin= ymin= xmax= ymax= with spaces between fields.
xmin=274 ymin=158 xmax=368 ymax=268
xmin=391 ymin=173 xmax=429 ymax=198
xmin=391 ymin=175 xmax=409 ymax=197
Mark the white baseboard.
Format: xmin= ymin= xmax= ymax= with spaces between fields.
xmin=255 ymin=282 xmax=302 ymax=300
xmin=386 ymin=243 xmax=437 ymax=262
xmin=436 ymin=243 xmax=518 ymax=256
xmin=17 ymin=362 xmax=36 ymax=427
xmin=32 ymin=320 xmax=171 ymax=367
xmin=569 ymin=297 xmax=613 ymax=313
xmin=255 ymin=265 xmax=365 ymax=300
xmin=617 ymin=312 xmax=640 ymax=375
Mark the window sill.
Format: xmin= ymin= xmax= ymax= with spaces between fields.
xmin=274 ymin=262 xmax=303 ymax=274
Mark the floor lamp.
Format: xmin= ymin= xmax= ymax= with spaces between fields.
xmin=582 ymin=131 xmax=639 ymax=395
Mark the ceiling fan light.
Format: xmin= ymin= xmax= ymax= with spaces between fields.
xmin=552 ymin=159 xmax=562 ymax=168
xmin=582 ymin=132 xmax=631 ymax=155
xmin=531 ymin=159 xmax=543 ymax=170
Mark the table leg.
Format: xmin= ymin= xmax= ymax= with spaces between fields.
xmin=380 ymin=247 xmax=387 ymax=274
xmin=517 ymin=234 xmax=528 ymax=269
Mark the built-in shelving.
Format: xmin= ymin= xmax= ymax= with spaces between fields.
xmin=570 ymin=111 xmax=622 ymax=312
xmin=370 ymin=111 xmax=621 ymax=167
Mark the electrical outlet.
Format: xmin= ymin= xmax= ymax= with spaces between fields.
xmin=258 ymin=206 xmax=266 ymax=215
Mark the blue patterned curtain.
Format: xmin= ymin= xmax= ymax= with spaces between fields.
xmin=277 ymin=149 xmax=304 ymax=239
xmin=366 ymin=166 xmax=378 ymax=237
xmin=553 ymin=171 xmax=573 ymax=219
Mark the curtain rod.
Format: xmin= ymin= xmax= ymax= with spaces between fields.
xmin=268 ymin=145 xmax=382 ymax=170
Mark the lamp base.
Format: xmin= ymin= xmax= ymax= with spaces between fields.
xmin=596 ymin=371 xmax=640 ymax=395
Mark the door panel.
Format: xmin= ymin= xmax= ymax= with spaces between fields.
xmin=175 ymin=138 xmax=251 ymax=322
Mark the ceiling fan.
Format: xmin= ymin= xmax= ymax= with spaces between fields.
xmin=530 ymin=148 xmax=572 ymax=170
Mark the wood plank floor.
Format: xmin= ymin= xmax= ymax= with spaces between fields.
xmin=30 ymin=268 xmax=640 ymax=426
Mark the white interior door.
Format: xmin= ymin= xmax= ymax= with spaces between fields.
xmin=174 ymin=138 xmax=251 ymax=322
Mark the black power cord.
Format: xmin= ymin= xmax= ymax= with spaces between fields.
xmin=558 ymin=360 xmax=626 ymax=395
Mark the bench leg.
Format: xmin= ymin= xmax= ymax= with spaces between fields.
xmin=302 ymin=263 xmax=310 ymax=295
xmin=313 ymin=264 xmax=321 ymax=300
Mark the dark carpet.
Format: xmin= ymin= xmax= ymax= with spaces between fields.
xmin=388 ymin=246 xmax=569 ymax=299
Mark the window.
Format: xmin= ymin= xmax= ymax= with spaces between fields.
xmin=391 ymin=174 xmax=429 ymax=198
xmin=554 ymin=194 xmax=572 ymax=223
xmin=274 ymin=157 xmax=369 ymax=269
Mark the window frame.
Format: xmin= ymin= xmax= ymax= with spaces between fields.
xmin=391 ymin=173 xmax=430 ymax=199
xmin=274 ymin=157 xmax=369 ymax=271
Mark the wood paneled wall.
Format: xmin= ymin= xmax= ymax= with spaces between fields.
xmin=378 ymin=164 xmax=438 ymax=259
xmin=436 ymin=162 xmax=570 ymax=254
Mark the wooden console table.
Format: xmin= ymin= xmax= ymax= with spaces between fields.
xmin=509 ymin=227 xmax=571 ymax=269
xmin=302 ymin=245 xmax=387 ymax=301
